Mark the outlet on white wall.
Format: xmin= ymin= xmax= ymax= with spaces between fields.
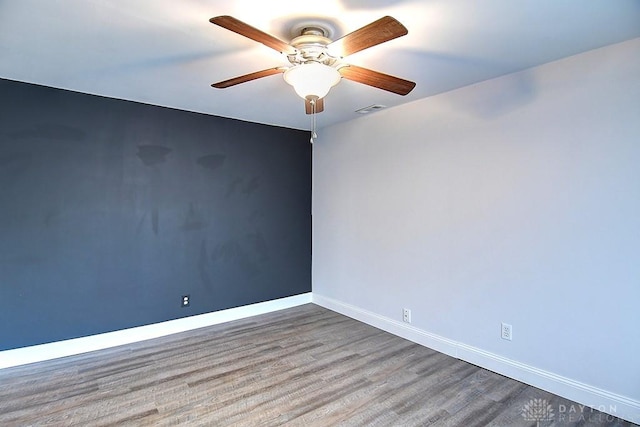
xmin=501 ymin=322 xmax=512 ymax=341
xmin=403 ymin=308 xmax=411 ymax=323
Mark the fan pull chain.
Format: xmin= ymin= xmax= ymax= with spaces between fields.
xmin=310 ymin=98 xmax=318 ymax=143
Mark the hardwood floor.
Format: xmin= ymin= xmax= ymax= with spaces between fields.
xmin=0 ymin=304 xmax=635 ymax=426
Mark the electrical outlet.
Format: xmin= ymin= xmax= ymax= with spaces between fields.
xmin=501 ymin=322 xmax=512 ymax=341
xmin=181 ymin=295 xmax=190 ymax=307
xmin=403 ymin=308 xmax=411 ymax=324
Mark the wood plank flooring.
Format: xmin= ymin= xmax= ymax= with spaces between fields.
xmin=0 ymin=304 xmax=635 ymax=426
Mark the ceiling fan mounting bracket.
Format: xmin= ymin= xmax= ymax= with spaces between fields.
xmin=298 ymin=26 xmax=328 ymax=38
xmin=289 ymin=20 xmax=338 ymax=40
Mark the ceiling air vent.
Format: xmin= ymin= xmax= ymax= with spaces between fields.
xmin=355 ymin=104 xmax=387 ymax=114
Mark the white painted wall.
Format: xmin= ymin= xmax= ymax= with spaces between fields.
xmin=313 ymin=38 xmax=640 ymax=421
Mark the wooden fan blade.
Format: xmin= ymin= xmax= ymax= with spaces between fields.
xmin=210 ymin=15 xmax=297 ymax=55
xmin=212 ymin=67 xmax=284 ymax=88
xmin=339 ymin=64 xmax=415 ymax=95
xmin=305 ymin=97 xmax=325 ymax=114
xmin=327 ymin=16 xmax=407 ymax=58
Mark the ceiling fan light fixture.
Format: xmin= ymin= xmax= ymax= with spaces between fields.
xmin=283 ymin=63 xmax=341 ymax=100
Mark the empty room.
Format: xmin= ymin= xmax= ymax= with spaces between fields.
xmin=1 ymin=1 xmax=638 ymax=425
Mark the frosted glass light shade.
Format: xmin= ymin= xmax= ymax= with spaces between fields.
xmin=283 ymin=63 xmax=341 ymax=100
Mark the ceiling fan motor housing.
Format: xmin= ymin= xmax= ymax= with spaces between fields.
xmin=288 ymin=26 xmax=337 ymax=67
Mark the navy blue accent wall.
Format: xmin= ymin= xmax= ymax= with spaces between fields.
xmin=0 ymin=79 xmax=311 ymax=350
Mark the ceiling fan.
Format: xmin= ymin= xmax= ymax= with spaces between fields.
xmin=209 ymin=15 xmax=416 ymax=115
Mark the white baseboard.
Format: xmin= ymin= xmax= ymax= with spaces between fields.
xmin=2 ymin=292 xmax=637 ymax=423
xmin=0 ymin=293 xmax=312 ymax=370
xmin=312 ymin=293 xmax=640 ymax=424
xmin=312 ymin=294 xmax=460 ymax=358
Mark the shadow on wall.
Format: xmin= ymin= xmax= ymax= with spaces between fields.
xmin=389 ymin=48 xmax=538 ymax=119
xmin=132 ymin=141 xmax=271 ymax=294
xmin=135 ymin=145 xmax=173 ymax=236
xmin=198 ymin=231 xmax=271 ymax=290
xmin=197 ymin=154 xmax=226 ymax=171
xmin=447 ymin=71 xmax=537 ymax=119
xmin=136 ymin=145 xmax=172 ymax=166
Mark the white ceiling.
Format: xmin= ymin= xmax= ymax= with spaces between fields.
xmin=1 ymin=1 xmax=639 ymax=131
